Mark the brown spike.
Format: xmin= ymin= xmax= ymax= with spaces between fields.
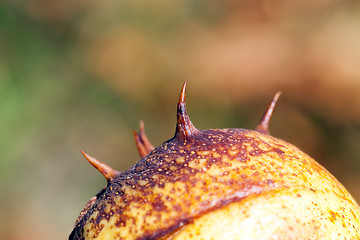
xmin=255 ymin=92 xmax=281 ymax=135
xmin=81 ymin=151 xmax=120 ymax=182
xmin=133 ymin=130 xmax=149 ymax=158
xmin=175 ymin=82 xmax=198 ymax=139
xmin=139 ymin=120 xmax=154 ymax=153
xmin=133 ymin=121 xmax=154 ymax=158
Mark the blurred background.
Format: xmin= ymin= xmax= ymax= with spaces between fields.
xmin=1 ymin=0 xmax=360 ymax=239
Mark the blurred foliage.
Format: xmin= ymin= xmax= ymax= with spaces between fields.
xmin=1 ymin=0 xmax=360 ymax=239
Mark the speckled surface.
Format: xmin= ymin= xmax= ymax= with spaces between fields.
xmin=69 ymin=128 xmax=360 ymax=239
xmin=69 ymin=83 xmax=360 ymax=239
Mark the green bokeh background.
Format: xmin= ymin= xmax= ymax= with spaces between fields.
xmin=1 ymin=1 xmax=360 ymax=239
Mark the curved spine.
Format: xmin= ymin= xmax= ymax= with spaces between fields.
xmin=133 ymin=121 xmax=154 ymax=158
xmin=175 ymin=82 xmax=198 ymax=139
xmin=255 ymin=92 xmax=281 ymax=135
xmin=81 ymin=151 xmax=120 ymax=182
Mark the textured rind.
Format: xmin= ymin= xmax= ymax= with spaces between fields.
xmin=70 ymin=128 xmax=360 ymax=240
xmin=172 ymin=189 xmax=360 ymax=239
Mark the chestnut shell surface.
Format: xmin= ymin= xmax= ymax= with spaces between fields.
xmin=70 ymin=83 xmax=360 ymax=240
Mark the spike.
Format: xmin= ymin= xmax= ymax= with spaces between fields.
xmin=81 ymin=151 xmax=120 ymax=182
xmin=139 ymin=120 xmax=154 ymax=153
xmin=255 ymin=92 xmax=281 ymax=135
xmin=133 ymin=131 xmax=148 ymax=158
xmin=175 ymin=81 xmax=198 ymax=139
xmin=133 ymin=121 xmax=154 ymax=158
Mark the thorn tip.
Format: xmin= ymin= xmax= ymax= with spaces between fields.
xmin=175 ymin=81 xmax=198 ymax=139
xmin=139 ymin=120 xmax=154 ymax=153
xmin=255 ymin=91 xmax=281 ymax=135
xmin=133 ymin=121 xmax=154 ymax=158
xmin=81 ymin=150 xmax=120 ymax=181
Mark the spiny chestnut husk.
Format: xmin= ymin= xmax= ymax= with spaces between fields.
xmin=70 ymin=83 xmax=360 ymax=240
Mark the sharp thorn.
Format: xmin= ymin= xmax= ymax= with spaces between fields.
xmin=139 ymin=120 xmax=154 ymax=153
xmin=255 ymin=91 xmax=281 ymax=135
xmin=81 ymin=151 xmax=120 ymax=182
xmin=133 ymin=130 xmax=150 ymax=158
xmin=175 ymin=81 xmax=198 ymax=139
